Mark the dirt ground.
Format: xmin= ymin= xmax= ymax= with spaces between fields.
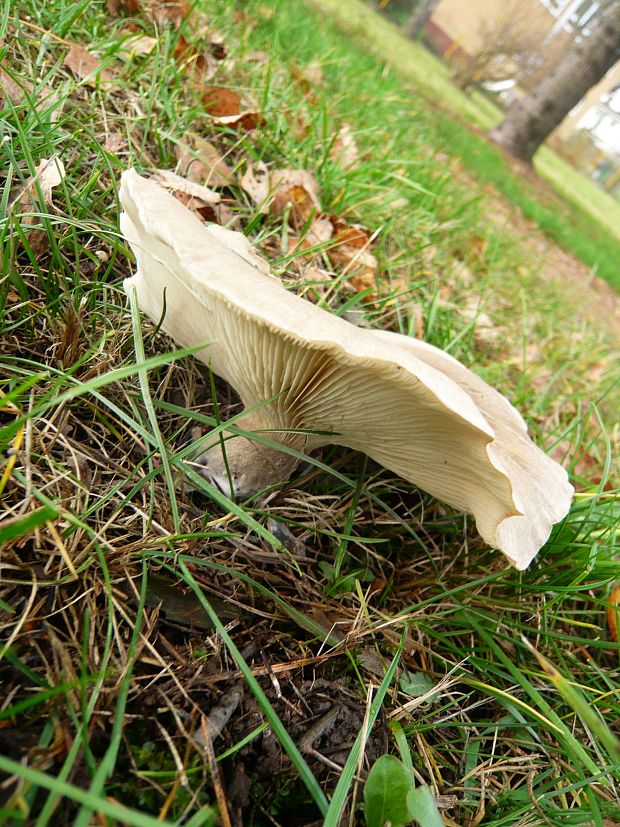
xmin=487 ymin=186 xmax=620 ymax=340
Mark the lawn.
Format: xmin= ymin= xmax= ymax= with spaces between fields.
xmin=1 ymin=0 xmax=619 ymax=826
xmin=308 ymin=0 xmax=620 ymax=291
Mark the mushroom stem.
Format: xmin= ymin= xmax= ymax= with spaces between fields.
xmin=193 ymin=410 xmax=304 ymax=499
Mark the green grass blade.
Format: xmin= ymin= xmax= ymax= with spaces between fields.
xmin=176 ymin=558 xmax=330 ymax=817
xmin=323 ymin=629 xmax=407 ymax=826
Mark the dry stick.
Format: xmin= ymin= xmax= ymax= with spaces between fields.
xmin=348 ymin=684 xmax=375 ymax=827
xmin=0 ymin=575 xmax=37 ymax=663
xmin=46 ymin=519 xmax=78 ymax=580
xmin=7 ymin=16 xmax=75 ymax=46
xmin=0 ymin=389 xmax=24 ymax=498
xmin=200 ymin=715 xmax=233 ymax=827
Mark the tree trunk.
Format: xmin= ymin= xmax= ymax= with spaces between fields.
xmin=403 ymin=0 xmax=439 ymax=39
xmin=489 ymin=3 xmax=620 ymax=162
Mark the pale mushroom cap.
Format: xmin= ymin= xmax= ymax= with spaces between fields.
xmin=120 ymin=168 xmax=573 ymax=569
xmin=369 ymin=330 xmax=574 ymax=568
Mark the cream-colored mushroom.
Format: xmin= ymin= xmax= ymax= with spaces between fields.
xmin=120 ymin=168 xmax=573 ymax=569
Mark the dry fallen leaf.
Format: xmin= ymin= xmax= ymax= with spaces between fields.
xmin=0 ymin=71 xmax=63 ymax=122
xmin=607 ymin=585 xmax=620 ymax=643
xmin=0 ymin=68 xmax=30 ymax=105
xmin=213 ymin=111 xmax=265 ymax=131
xmin=239 ymin=161 xmax=270 ymax=213
xmin=107 ymin=0 xmax=190 ymax=24
xmin=329 ymin=222 xmax=378 ymax=300
xmin=154 ymin=169 xmax=220 ymax=205
xmin=291 ymin=59 xmax=324 ymax=96
xmin=32 ymin=157 xmax=65 ymax=201
xmin=201 ymin=85 xmax=264 ymax=131
xmin=150 ymin=0 xmax=190 ymax=26
xmin=271 ymin=168 xmax=321 ymax=229
xmin=202 ymin=85 xmax=240 ymax=118
xmin=549 ymin=438 xmax=612 ymax=488
xmin=63 ymin=44 xmax=114 ymax=88
xmin=118 ymin=33 xmax=158 ymax=60
xmin=175 ymin=136 xmax=234 ymax=187
xmin=305 ymin=216 xmax=334 ymax=246
xmin=460 ymin=298 xmax=503 ymax=344
xmin=329 ymin=123 xmax=360 ymax=170
xmin=245 ymin=50 xmax=270 ymax=64
xmin=205 ymin=29 xmax=227 ymax=61
xmin=154 ymin=169 xmax=220 ymax=222
xmin=104 ymin=132 xmax=125 ymax=153
xmin=285 ymin=216 xmax=334 ymax=260
xmin=174 ymin=35 xmax=212 ymax=79
xmin=106 ymin=0 xmax=142 ymax=14
xmin=11 ymin=156 xmax=66 ymax=254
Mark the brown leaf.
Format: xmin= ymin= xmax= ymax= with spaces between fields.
xmin=289 ymin=113 xmax=310 ymax=141
xmin=63 ymin=44 xmax=114 ymax=88
xmin=329 ymin=123 xmax=359 ymax=170
xmin=172 ymin=191 xmax=217 ymax=222
xmin=271 ymin=168 xmax=321 ymax=229
xmin=153 ymin=169 xmax=220 ymax=223
xmin=239 ymin=161 xmax=270 ymax=213
xmin=214 ymin=200 xmax=237 ymax=228
xmin=202 ymin=85 xmax=240 ymax=118
xmin=106 ymin=0 xmax=142 ymax=14
xmin=174 ymin=34 xmax=211 ymax=79
xmin=12 ymin=157 xmax=65 ymax=255
xmin=331 ymin=223 xmax=371 ymax=250
xmin=291 ymin=59 xmax=324 ymax=96
xmin=26 ymin=157 xmax=66 ymax=206
xmin=305 ymin=216 xmax=334 ymax=246
xmin=202 ymin=86 xmax=265 ymax=131
xmin=213 ymin=111 xmax=265 ymax=131
xmin=329 ymin=223 xmax=378 ymax=301
xmin=175 ymin=136 xmax=234 ymax=187
xmin=554 ymin=442 xmax=612 ymax=488
xmin=607 ymin=585 xmax=620 ymax=643
xmin=459 ymin=298 xmax=503 ymax=344
xmin=154 ymin=169 xmax=220 ymax=205
xmin=107 ymin=0 xmax=190 ymax=25
xmin=0 ymin=68 xmax=31 ymax=105
xmin=150 ymin=0 xmax=190 ymax=26
xmin=118 ymin=32 xmax=158 ymax=59
xmin=284 ymin=216 xmax=334 ymax=262
xmin=205 ymin=30 xmax=227 ymax=61
xmin=104 ymin=132 xmax=125 ymax=153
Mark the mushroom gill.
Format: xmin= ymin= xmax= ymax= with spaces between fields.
xmin=120 ymin=168 xmax=573 ymax=569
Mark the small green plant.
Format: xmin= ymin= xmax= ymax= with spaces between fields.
xmin=363 ymin=755 xmax=443 ymax=827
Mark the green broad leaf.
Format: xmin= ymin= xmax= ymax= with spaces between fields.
xmin=0 ymin=505 xmax=58 ymax=544
xmin=399 ymin=670 xmax=436 ymax=699
xmin=364 ymin=754 xmax=414 ymax=827
xmin=406 ymin=785 xmax=444 ymax=827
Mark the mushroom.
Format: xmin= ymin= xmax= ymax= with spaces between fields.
xmin=120 ymin=169 xmax=573 ymax=570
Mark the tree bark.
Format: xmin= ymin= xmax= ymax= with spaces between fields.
xmin=489 ymin=3 xmax=620 ymax=162
xmin=403 ymin=0 xmax=439 ymax=39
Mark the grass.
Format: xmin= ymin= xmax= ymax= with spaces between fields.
xmin=307 ymin=0 xmax=620 ymax=291
xmin=536 ymin=146 xmax=620 ymax=241
xmin=1 ymin=0 xmax=619 ymax=825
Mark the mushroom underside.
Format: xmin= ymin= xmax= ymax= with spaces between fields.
xmin=120 ymin=168 xmax=574 ymax=569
